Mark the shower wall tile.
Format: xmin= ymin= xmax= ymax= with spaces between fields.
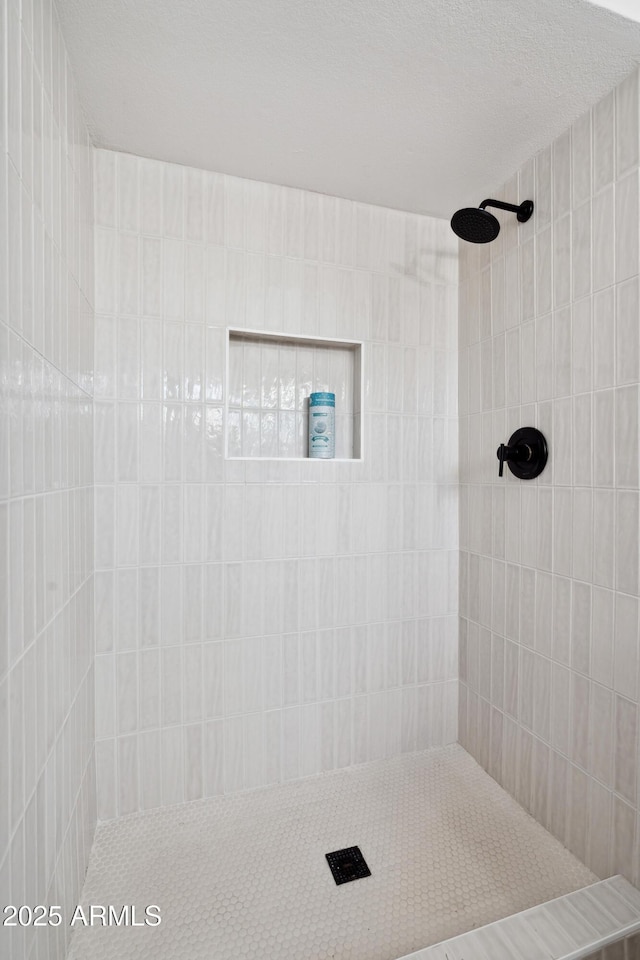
xmin=1 ymin=2 xmax=96 ymax=959
xmin=94 ymin=149 xmax=459 ymax=817
xmin=459 ymin=65 xmax=640 ymax=888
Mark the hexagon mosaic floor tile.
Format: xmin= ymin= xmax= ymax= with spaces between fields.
xmin=67 ymin=745 xmax=596 ymax=960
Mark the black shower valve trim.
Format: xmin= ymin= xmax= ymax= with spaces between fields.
xmin=496 ymin=427 xmax=548 ymax=480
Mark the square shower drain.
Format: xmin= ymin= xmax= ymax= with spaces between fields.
xmin=325 ymin=846 xmax=371 ymax=885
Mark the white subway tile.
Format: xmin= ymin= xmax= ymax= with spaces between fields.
xmin=553 ymin=215 xmax=572 ymax=308
xmin=616 ymin=171 xmax=640 ymax=283
xmin=614 ymin=593 xmax=639 ymax=701
xmin=140 ymin=158 xmax=163 ymax=236
xmin=616 ymin=277 xmax=640 ymax=385
xmin=572 ymin=201 xmax=591 ymax=301
xmin=572 ymin=110 xmax=592 ymax=209
xmin=593 ymin=489 xmax=616 ymax=589
xmin=142 ymin=238 xmax=162 ymax=317
xmin=616 ymin=491 xmax=639 ymax=596
xmin=535 ymin=145 xmax=552 ymax=227
xmin=553 ymin=129 xmax=572 ymax=219
xmin=593 ymin=89 xmax=615 ymax=191
xmin=616 ymin=68 xmax=640 ymax=178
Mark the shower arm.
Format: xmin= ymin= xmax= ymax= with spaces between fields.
xmin=479 ymin=199 xmax=522 ymax=214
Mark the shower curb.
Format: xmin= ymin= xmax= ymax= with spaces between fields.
xmin=397 ymin=875 xmax=640 ymax=960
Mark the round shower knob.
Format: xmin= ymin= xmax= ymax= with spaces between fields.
xmin=496 ymin=427 xmax=548 ymax=480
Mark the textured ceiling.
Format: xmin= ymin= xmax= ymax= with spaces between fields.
xmin=57 ymin=0 xmax=640 ymax=218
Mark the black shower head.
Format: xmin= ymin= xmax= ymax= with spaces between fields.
xmin=450 ymin=198 xmax=534 ymax=243
xmin=451 ymin=207 xmax=500 ymax=244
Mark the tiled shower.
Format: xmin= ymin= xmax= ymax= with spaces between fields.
xmin=1 ymin=2 xmax=95 ymax=958
xmin=459 ymin=69 xmax=640 ymax=884
xmin=3 ymin=0 xmax=640 ymax=959
xmin=92 ymin=148 xmax=459 ymax=818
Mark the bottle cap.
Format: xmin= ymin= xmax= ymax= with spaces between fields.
xmin=309 ymin=392 xmax=335 ymax=406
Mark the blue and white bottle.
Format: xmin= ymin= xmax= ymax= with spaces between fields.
xmin=308 ymin=392 xmax=335 ymax=459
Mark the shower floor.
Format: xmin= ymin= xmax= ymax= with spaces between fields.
xmin=68 ymin=744 xmax=596 ymax=960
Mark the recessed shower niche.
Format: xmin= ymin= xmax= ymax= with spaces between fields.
xmin=226 ymin=328 xmax=363 ymax=459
